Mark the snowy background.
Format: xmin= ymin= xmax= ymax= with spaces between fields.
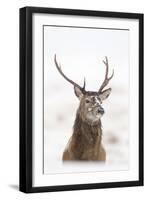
xmin=43 ymin=25 xmax=129 ymax=174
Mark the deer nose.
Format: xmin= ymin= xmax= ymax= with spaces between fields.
xmin=98 ymin=107 xmax=104 ymax=114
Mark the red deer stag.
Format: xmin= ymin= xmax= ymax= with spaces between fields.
xmin=54 ymin=55 xmax=114 ymax=161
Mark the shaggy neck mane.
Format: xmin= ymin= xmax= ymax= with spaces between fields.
xmin=73 ymin=112 xmax=102 ymax=138
xmin=71 ymin=112 xmax=102 ymax=159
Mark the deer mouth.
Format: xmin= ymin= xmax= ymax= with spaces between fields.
xmin=87 ymin=106 xmax=104 ymax=117
xmin=94 ymin=107 xmax=104 ymax=117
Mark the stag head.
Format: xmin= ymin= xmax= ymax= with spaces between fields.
xmin=54 ymin=54 xmax=114 ymax=125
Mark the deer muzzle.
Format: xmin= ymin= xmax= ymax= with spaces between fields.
xmin=98 ymin=107 xmax=105 ymax=115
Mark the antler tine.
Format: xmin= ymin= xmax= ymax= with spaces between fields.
xmin=103 ymin=56 xmax=109 ymax=78
xmin=54 ymin=54 xmax=86 ymax=91
xmin=83 ymin=77 xmax=86 ymax=90
xmin=98 ymin=56 xmax=114 ymax=94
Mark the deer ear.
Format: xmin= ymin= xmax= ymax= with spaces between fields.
xmin=99 ymin=88 xmax=112 ymax=102
xmin=74 ymin=86 xmax=83 ymax=99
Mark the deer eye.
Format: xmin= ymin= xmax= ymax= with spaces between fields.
xmin=85 ymin=99 xmax=90 ymax=103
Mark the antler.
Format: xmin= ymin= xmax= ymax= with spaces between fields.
xmin=98 ymin=56 xmax=114 ymax=94
xmin=54 ymin=54 xmax=86 ymax=92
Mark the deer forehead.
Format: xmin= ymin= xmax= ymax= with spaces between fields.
xmin=83 ymin=95 xmax=101 ymax=104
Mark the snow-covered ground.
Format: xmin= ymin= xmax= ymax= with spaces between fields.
xmin=44 ymin=84 xmax=129 ymax=174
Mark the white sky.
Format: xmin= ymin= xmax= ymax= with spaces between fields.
xmin=44 ymin=25 xmax=129 ymax=92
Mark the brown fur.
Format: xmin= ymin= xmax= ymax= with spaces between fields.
xmin=62 ymin=112 xmax=106 ymax=161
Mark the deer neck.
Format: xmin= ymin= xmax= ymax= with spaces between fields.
xmin=73 ymin=112 xmax=102 ymax=146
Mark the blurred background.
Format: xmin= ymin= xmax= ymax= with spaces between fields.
xmin=43 ymin=25 xmax=129 ymax=174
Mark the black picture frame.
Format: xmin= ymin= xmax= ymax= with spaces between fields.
xmin=19 ymin=6 xmax=144 ymax=193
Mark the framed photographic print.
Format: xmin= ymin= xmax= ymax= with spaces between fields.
xmin=19 ymin=6 xmax=144 ymax=193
